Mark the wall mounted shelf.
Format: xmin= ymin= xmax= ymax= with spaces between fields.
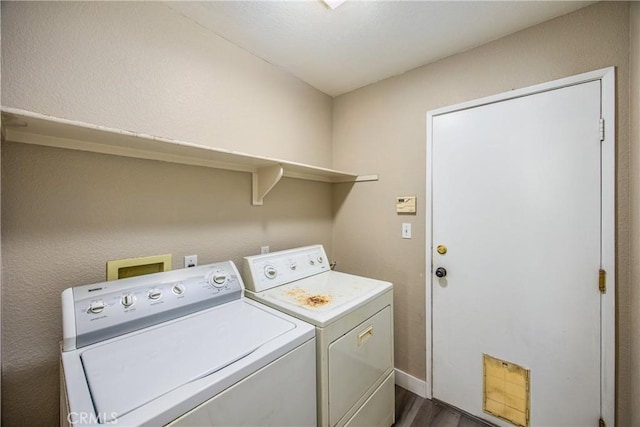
xmin=1 ymin=108 xmax=378 ymax=205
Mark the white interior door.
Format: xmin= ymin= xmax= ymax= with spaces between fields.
xmin=428 ymin=75 xmax=614 ymax=427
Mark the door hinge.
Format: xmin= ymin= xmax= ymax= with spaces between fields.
xmin=599 ymin=417 xmax=606 ymax=427
xmin=599 ymin=118 xmax=605 ymax=141
xmin=598 ymin=269 xmax=606 ymax=294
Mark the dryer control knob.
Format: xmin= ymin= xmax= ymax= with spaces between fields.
xmin=289 ymin=262 xmax=297 ymax=271
xmin=210 ymin=271 xmax=227 ymax=288
xmin=317 ymin=256 xmax=324 ymax=264
xmin=264 ymin=265 xmax=277 ymax=279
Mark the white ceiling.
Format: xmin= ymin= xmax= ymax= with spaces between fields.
xmin=165 ymin=1 xmax=594 ymax=97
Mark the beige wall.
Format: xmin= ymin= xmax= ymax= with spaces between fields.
xmin=2 ymin=0 xmax=638 ymax=425
xmin=2 ymin=143 xmax=334 ymax=425
xmin=630 ymin=3 xmax=640 ymax=426
xmin=0 ymin=2 xmax=334 ymax=425
xmin=1 ymin=1 xmax=333 ymax=168
xmin=332 ymin=1 xmax=632 ymax=423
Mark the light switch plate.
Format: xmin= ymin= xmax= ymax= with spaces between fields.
xmin=402 ymin=223 xmax=412 ymax=239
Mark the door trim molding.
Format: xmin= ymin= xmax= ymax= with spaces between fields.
xmin=425 ymin=67 xmax=616 ymax=424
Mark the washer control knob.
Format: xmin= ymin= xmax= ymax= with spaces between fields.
xmin=264 ymin=265 xmax=277 ymax=279
xmin=88 ymin=301 xmax=107 ymax=314
xmin=172 ymin=283 xmax=185 ymax=295
xmin=210 ymin=271 xmax=227 ymax=288
xmin=289 ymin=262 xmax=297 ymax=271
xmin=308 ymin=259 xmax=315 ymax=266
xmin=317 ymin=256 xmax=324 ymax=264
xmin=148 ymin=289 xmax=162 ymax=300
xmin=121 ymin=293 xmax=135 ymax=307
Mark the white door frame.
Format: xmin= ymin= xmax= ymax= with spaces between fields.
xmin=425 ymin=67 xmax=615 ymax=424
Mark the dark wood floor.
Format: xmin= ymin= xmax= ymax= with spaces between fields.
xmin=393 ymin=386 xmax=495 ymax=427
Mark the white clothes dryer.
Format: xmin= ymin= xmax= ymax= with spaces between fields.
xmin=60 ymin=260 xmax=316 ymax=426
xmin=243 ymin=245 xmax=394 ymax=427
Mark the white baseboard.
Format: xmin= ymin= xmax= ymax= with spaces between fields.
xmin=394 ymin=368 xmax=428 ymax=398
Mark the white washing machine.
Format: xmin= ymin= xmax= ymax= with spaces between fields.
xmin=243 ymin=245 xmax=394 ymax=427
xmin=60 ymin=260 xmax=316 ymax=426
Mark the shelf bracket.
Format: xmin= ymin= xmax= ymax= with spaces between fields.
xmin=252 ymin=164 xmax=284 ymax=205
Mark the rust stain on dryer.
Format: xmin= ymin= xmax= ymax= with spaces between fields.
xmin=285 ymin=287 xmax=333 ymax=308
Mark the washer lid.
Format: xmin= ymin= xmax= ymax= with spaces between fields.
xmin=81 ymin=300 xmax=295 ymax=423
xmin=248 ymin=271 xmax=392 ymax=327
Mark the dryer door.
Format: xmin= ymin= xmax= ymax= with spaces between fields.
xmin=328 ymin=306 xmax=392 ymax=425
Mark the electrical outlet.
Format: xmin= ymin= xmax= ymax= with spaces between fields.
xmin=261 ymin=246 xmax=269 ymax=254
xmin=184 ymin=255 xmax=197 ymax=268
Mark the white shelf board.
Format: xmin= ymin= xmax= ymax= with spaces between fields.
xmin=1 ymin=108 xmax=377 ymax=205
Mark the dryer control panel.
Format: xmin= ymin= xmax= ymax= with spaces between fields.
xmin=61 ymin=261 xmax=243 ymax=351
xmin=243 ymin=245 xmax=330 ymax=292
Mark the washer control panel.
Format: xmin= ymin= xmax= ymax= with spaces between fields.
xmin=61 ymin=261 xmax=242 ymax=351
xmin=243 ymin=244 xmax=329 ymax=293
